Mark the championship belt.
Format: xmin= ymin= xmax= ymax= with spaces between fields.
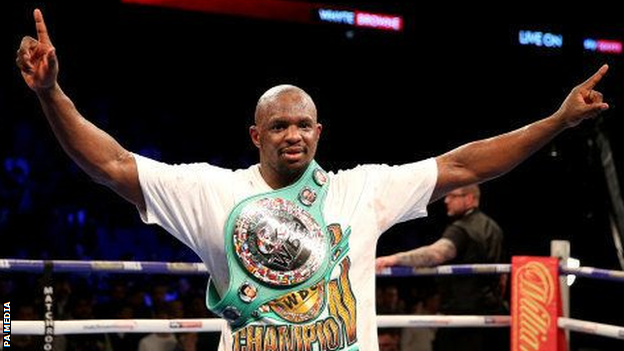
xmin=206 ymin=160 xmax=350 ymax=329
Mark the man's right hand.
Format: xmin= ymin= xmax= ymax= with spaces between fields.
xmin=16 ymin=9 xmax=58 ymax=92
xmin=375 ymin=256 xmax=397 ymax=274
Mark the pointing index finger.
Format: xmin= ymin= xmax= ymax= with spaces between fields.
xmin=33 ymin=8 xmax=52 ymax=45
xmin=581 ymin=64 xmax=609 ymax=90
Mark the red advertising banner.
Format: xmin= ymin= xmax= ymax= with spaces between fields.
xmin=121 ymin=0 xmax=403 ymax=32
xmin=122 ymin=0 xmax=316 ymax=23
xmin=511 ymin=256 xmax=567 ymax=351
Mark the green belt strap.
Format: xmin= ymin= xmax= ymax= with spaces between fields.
xmin=206 ymin=160 xmax=350 ymax=329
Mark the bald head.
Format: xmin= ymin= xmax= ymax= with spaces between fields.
xmin=249 ymin=84 xmax=322 ymax=189
xmin=462 ymin=184 xmax=481 ymax=203
xmin=444 ymin=184 xmax=481 ymax=217
xmin=254 ymin=84 xmax=317 ymax=125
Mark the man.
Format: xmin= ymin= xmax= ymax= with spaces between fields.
xmin=15 ymin=8 xmax=609 ymax=351
xmin=376 ymin=184 xmax=509 ymax=351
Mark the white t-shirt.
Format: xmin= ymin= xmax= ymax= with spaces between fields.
xmin=135 ymin=154 xmax=437 ymax=351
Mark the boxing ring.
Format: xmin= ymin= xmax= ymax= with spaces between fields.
xmin=2 ymin=257 xmax=624 ymax=349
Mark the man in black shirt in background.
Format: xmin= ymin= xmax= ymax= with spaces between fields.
xmin=376 ymin=184 xmax=509 ymax=351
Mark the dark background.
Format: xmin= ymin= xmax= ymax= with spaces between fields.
xmin=1 ymin=1 xmax=623 ymax=350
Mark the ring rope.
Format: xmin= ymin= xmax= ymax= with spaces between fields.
xmin=12 ymin=316 xmax=624 ymax=340
xmin=376 ymin=315 xmax=510 ymax=328
xmin=2 ymin=259 xmax=623 ymax=282
xmin=561 ymin=266 xmax=624 ymax=282
xmin=377 ymin=264 xmax=510 ymax=277
xmin=12 ymin=315 xmax=509 ymax=335
xmin=0 ymin=258 xmax=207 ymax=274
xmin=12 ymin=318 xmax=225 ymax=335
xmin=558 ymin=317 xmax=624 ymax=340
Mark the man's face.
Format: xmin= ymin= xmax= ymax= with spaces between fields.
xmin=251 ymin=91 xmax=322 ymax=178
xmin=444 ymin=189 xmax=471 ymax=217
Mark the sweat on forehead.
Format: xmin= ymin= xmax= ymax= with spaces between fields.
xmin=254 ymin=84 xmax=317 ymax=123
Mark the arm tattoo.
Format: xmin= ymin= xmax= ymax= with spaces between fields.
xmin=395 ymin=247 xmax=439 ymax=268
xmin=393 ymin=238 xmax=457 ymax=268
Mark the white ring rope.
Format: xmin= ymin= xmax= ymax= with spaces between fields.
xmin=12 ymin=316 xmax=624 ymax=340
xmin=12 ymin=315 xmax=509 ymax=335
xmin=558 ymin=317 xmax=624 ymax=340
xmin=12 ymin=318 xmax=226 ymax=335
xmin=376 ymin=315 xmax=510 ymax=328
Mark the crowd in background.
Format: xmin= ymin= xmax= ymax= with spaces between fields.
xmin=1 ymin=272 xmax=459 ymax=351
xmin=1 ymin=272 xmax=221 ymax=350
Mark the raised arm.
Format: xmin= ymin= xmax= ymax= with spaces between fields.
xmin=431 ymin=65 xmax=610 ymax=202
xmin=15 ymin=9 xmax=145 ymax=210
